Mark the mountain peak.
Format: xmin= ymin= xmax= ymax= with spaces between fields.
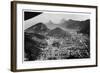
xmin=25 ymin=22 xmax=49 ymax=34
xmin=47 ymin=27 xmax=71 ymax=38
xmin=52 ymin=27 xmax=64 ymax=32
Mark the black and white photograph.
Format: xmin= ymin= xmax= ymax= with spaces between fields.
xmin=11 ymin=1 xmax=97 ymax=71
xmin=24 ymin=11 xmax=90 ymax=61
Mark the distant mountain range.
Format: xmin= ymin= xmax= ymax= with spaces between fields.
xmin=59 ymin=19 xmax=90 ymax=35
xmin=25 ymin=19 xmax=90 ymax=35
xmin=25 ymin=22 xmax=72 ymax=39
xmin=60 ymin=19 xmax=90 ymax=30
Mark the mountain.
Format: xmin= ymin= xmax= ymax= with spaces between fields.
xmin=78 ymin=19 xmax=90 ymax=35
xmin=46 ymin=20 xmax=60 ymax=29
xmin=60 ymin=19 xmax=81 ymax=30
xmin=25 ymin=22 xmax=50 ymax=35
xmin=60 ymin=19 xmax=90 ymax=35
xmin=47 ymin=27 xmax=71 ymax=38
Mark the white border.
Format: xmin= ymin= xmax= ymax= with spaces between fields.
xmin=17 ymin=3 xmax=96 ymax=69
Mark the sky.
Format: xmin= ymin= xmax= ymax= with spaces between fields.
xmin=24 ymin=12 xmax=90 ymax=30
